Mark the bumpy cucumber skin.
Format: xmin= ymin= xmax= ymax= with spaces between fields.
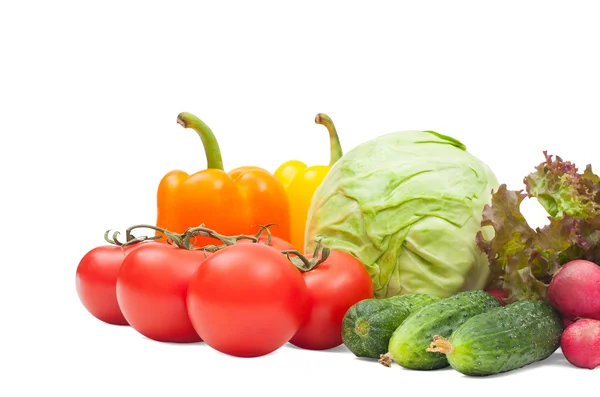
xmin=388 ymin=290 xmax=501 ymax=370
xmin=342 ymin=294 xmax=440 ymax=358
xmin=445 ymin=300 xmax=562 ymax=376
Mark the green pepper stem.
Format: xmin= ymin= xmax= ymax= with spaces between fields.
xmin=177 ymin=112 xmax=224 ymax=170
xmin=315 ymin=113 xmax=343 ymax=166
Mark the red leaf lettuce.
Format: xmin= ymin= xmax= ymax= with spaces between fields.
xmin=476 ymin=151 xmax=600 ymax=303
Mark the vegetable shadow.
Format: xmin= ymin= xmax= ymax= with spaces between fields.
xmin=139 ymin=336 xmax=285 ymax=358
xmin=284 ymin=343 xmax=353 ymax=355
xmin=139 ymin=335 xmax=206 ymax=347
xmin=461 ymin=351 xmax=575 ymax=379
xmin=380 ymin=362 xmax=454 ymax=371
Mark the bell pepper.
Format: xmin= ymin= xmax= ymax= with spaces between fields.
xmin=155 ymin=112 xmax=291 ymax=246
xmin=273 ymin=113 xmax=343 ymax=251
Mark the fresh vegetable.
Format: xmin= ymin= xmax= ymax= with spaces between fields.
xmin=228 ymin=166 xmax=291 ymax=241
xmin=427 ymin=300 xmax=563 ymax=376
xmin=305 ymin=130 xmax=498 ymax=298
xmin=342 ymin=293 xmax=440 ymax=358
xmin=286 ymin=245 xmax=374 ymax=350
xmin=477 ymin=152 xmax=600 ymax=304
xmin=548 ymin=259 xmax=600 ymax=320
xmin=273 ymin=159 xmax=306 ymax=191
xmin=115 ymin=225 xmax=226 ymax=343
xmin=274 ymin=113 xmax=343 ymax=250
xmin=561 ymin=318 xmax=600 ymax=369
xmin=75 ymin=230 xmax=157 ymax=325
xmin=75 ymin=240 xmax=138 ymax=325
xmin=156 ymin=112 xmax=290 ymax=246
xmin=379 ymin=290 xmax=501 ymax=369
xmin=485 ymin=288 xmax=508 ymax=306
xmin=186 ymin=243 xmax=309 ymax=357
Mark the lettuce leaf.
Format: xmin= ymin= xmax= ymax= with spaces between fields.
xmin=524 ymin=151 xmax=600 ymax=219
xmin=476 ymin=152 xmax=600 ymax=303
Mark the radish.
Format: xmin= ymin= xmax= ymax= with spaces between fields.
xmin=561 ymin=318 xmax=600 ymax=369
xmin=485 ymin=288 xmax=508 ymax=306
xmin=562 ymin=317 xmax=577 ymax=328
xmin=547 ymin=259 xmax=600 ymax=320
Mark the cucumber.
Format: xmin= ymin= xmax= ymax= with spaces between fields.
xmin=380 ymin=290 xmax=501 ymax=370
xmin=426 ymin=299 xmax=563 ymax=376
xmin=342 ymin=293 xmax=440 ymax=358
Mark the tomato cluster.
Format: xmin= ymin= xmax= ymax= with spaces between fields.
xmin=75 ymin=226 xmax=374 ymax=357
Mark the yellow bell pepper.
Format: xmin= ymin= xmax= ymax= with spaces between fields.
xmin=274 ymin=113 xmax=343 ymax=251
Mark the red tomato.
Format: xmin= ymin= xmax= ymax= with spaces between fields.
xmin=116 ymin=243 xmax=211 ymax=343
xmin=289 ymin=250 xmax=374 ymax=350
xmin=186 ymin=243 xmax=309 ymax=357
xmin=75 ymin=243 xmax=144 ymax=325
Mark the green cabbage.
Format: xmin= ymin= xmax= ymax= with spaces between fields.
xmin=304 ymin=130 xmax=499 ymax=299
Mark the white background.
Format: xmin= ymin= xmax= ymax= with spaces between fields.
xmin=1 ymin=1 xmax=598 ymax=396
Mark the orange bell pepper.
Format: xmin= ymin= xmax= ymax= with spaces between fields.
xmin=155 ymin=112 xmax=291 ymax=246
xmin=273 ymin=113 xmax=343 ymax=251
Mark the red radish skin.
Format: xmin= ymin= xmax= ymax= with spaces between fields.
xmin=548 ymin=260 xmax=600 ymax=320
xmin=561 ymin=318 xmax=600 ymax=369
xmin=485 ymin=288 xmax=508 ymax=306
xmin=562 ymin=317 xmax=577 ymax=328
